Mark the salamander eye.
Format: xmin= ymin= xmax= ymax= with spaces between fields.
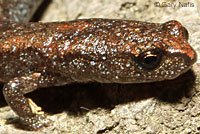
xmin=182 ymin=26 xmax=189 ymax=41
xmin=138 ymin=49 xmax=163 ymax=70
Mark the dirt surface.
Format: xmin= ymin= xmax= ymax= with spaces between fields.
xmin=0 ymin=0 xmax=200 ymax=134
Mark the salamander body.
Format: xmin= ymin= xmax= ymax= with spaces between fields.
xmin=0 ymin=1 xmax=196 ymax=131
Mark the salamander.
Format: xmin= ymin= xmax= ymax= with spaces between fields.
xmin=0 ymin=0 xmax=197 ymax=131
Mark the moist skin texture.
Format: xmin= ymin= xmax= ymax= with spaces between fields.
xmin=0 ymin=1 xmax=197 ymax=131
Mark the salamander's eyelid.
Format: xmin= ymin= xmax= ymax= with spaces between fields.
xmin=161 ymin=20 xmax=179 ymax=31
xmin=181 ymin=26 xmax=189 ymax=41
xmin=161 ymin=20 xmax=189 ymax=41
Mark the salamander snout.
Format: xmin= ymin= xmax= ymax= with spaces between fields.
xmin=130 ymin=45 xmax=196 ymax=82
xmin=158 ymin=20 xmax=197 ymax=79
xmin=129 ymin=42 xmax=196 ymax=82
xmin=164 ymin=43 xmax=197 ymax=80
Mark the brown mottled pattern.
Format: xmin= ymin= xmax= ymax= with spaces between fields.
xmin=0 ymin=19 xmax=196 ymax=84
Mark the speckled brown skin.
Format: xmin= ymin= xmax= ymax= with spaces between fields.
xmin=0 ymin=1 xmax=197 ymax=131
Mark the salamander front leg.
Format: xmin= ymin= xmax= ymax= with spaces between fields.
xmin=2 ymin=73 xmax=51 ymax=130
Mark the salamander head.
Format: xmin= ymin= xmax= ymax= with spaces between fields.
xmin=125 ymin=20 xmax=197 ymax=83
